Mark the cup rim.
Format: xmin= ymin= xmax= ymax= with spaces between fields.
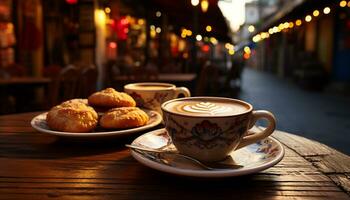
xmin=161 ymin=96 xmax=253 ymax=118
xmin=124 ymin=82 xmax=176 ymax=91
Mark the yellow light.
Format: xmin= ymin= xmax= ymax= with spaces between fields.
xmin=210 ymin=37 xmax=218 ymax=45
xmin=201 ymin=0 xmax=209 ymax=12
xmin=252 ymin=35 xmax=261 ymax=43
xmin=156 ymin=27 xmax=161 ymax=33
xmin=261 ymin=32 xmax=269 ymax=39
xmin=186 ymin=30 xmax=192 ymax=36
xmin=156 ymin=11 xmax=162 ymax=17
xmin=268 ymin=28 xmax=274 ymax=34
xmin=105 ymin=7 xmax=111 ymax=14
xmin=181 ymin=33 xmax=186 ymax=38
xmin=278 ymin=23 xmax=284 ymax=30
xmin=206 ymin=25 xmax=212 ymax=32
xmin=323 ymin=7 xmax=331 ymax=14
xmin=191 ymin=0 xmax=199 ymax=6
xmin=313 ymin=10 xmax=319 ymax=17
xmin=340 ymin=1 xmax=347 ymax=7
xmin=283 ymin=22 xmax=289 ymax=29
xmin=150 ymin=29 xmax=156 ymax=38
xmin=272 ymin=26 xmax=279 ymax=33
xmin=248 ymin=25 xmax=255 ymax=33
xmin=196 ymin=34 xmax=202 ymax=41
xmin=305 ymin=15 xmax=312 ymax=22
xmin=228 ymin=49 xmax=235 ymax=55
xmin=296 ymin=19 xmax=302 ymax=26
xmin=150 ymin=25 xmax=155 ymax=30
xmin=225 ymin=43 xmax=231 ymax=49
xmin=289 ymin=22 xmax=294 ymax=28
xmin=95 ymin=10 xmax=106 ymax=26
xmin=348 ymin=1 xmax=350 ymax=7
xmin=244 ymin=46 xmax=251 ymax=54
xmin=138 ymin=19 xmax=145 ymax=25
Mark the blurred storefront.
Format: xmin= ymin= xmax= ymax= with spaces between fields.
xmin=246 ymin=0 xmax=350 ymax=90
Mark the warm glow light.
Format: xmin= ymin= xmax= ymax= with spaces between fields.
xmin=261 ymin=32 xmax=269 ymax=39
xmin=323 ymin=7 xmax=331 ymax=14
xmin=210 ymin=37 xmax=218 ymax=45
xmin=272 ymin=26 xmax=279 ymax=33
xmin=296 ymin=19 xmax=302 ymax=26
xmin=186 ymin=30 xmax=192 ymax=36
xmin=206 ymin=25 xmax=212 ymax=32
xmin=340 ymin=1 xmax=347 ymax=7
xmin=268 ymin=28 xmax=274 ymax=34
xmin=244 ymin=46 xmax=251 ymax=54
xmin=283 ymin=22 xmax=289 ymax=29
xmin=196 ymin=34 xmax=202 ymax=41
xmin=181 ymin=33 xmax=186 ymax=38
xmin=150 ymin=30 xmax=156 ymax=38
xmin=95 ymin=10 xmax=106 ymax=25
xmin=248 ymin=25 xmax=255 ymax=33
xmin=313 ymin=10 xmax=319 ymax=17
xmin=138 ymin=19 xmax=145 ymax=25
xmin=201 ymin=0 xmax=209 ymax=12
xmin=225 ymin=43 xmax=233 ymax=50
xmin=228 ymin=49 xmax=235 ymax=55
xmin=191 ymin=0 xmax=199 ymax=6
xmin=289 ymin=22 xmax=294 ymax=28
xmin=305 ymin=15 xmax=312 ymax=22
xmin=105 ymin=7 xmax=111 ymax=14
xmin=156 ymin=11 xmax=162 ymax=17
xmin=156 ymin=27 xmax=161 ymax=33
xmin=243 ymin=52 xmax=250 ymax=60
xmin=150 ymin=25 xmax=155 ymax=30
xmin=348 ymin=1 xmax=350 ymax=7
xmin=109 ymin=42 xmax=117 ymax=49
xmin=253 ymin=34 xmax=261 ymax=42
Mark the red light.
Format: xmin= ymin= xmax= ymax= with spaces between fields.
xmin=202 ymin=45 xmax=210 ymax=52
xmin=66 ymin=0 xmax=78 ymax=4
xmin=243 ymin=52 xmax=250 ymax=60
xmin=109 ymin=42 xmax=117 ymax=49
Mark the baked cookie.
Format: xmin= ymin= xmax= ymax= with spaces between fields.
xmin=47 ymin=101 xmax=98 ymax=132
xmin=100 ymin=107 xmax=149 ymax=129
xmin=61 ymin=98 xmax=88 ymax=106
xmin=88 ymin=88 xmax=136 ymax=108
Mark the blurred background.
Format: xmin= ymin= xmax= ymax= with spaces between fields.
xmin=0 ymin=0 xmax=349 ymax=153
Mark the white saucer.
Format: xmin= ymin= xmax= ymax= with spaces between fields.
xmin=130 ymin=128 xmax=284 ymax=178
xmin=30 ymin=109 xmax=162 ymax=138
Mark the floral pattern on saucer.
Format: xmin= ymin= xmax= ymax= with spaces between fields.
xmin=130 ymin=128 xmax=285 ymax=177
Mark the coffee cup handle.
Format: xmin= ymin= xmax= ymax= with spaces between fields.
xmin=236 ymin=110 xmax=276 ymax=149
xmin=175 ymin=87 xmax=191 ymax=97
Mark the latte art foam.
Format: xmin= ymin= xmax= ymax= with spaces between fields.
xmin=182 ymin=102 xmax=232 ymax=115
xmin=164 ymin=99 xmax=250 ymax=117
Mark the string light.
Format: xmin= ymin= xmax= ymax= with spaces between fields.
xmin=196 ymin=34 xmax=202 ymax=41
xmin=305 ymin=15 xmax=312 ymax=22
xmin=289 ymin=22 xmax=294 ymax=28
xmin=313 ymin=10 xmax=319 ymax=17
xmin=295 ymin=19 xmax=302 ymax=26
xmin=201 ymin=0 xmax=209 ymax=12
xmin=323 ymin=7 xmax=331 ymax=14
xmin=340 ymin=1 xmax=347 ymax=7
xmin=191 ymin=0 xmax=199 ymax=6
xmin=348 ymin=1 xmax=350 ymax=7
xmin=105 ymin=7 xmax=111 ymax=14
xmin=156 ymin=27 xmax=161 ymax=33
xmin=206 ymin=25 xmax=212 ymax=32
xmin=156 ymin=11 xmax=161 ymax=17
xmin=248 ymin=25 xmax=255 ymax=33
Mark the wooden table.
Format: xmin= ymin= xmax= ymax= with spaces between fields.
xmin=0 ymin=112 xmax=349 ymax=199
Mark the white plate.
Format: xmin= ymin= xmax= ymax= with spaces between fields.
xmin=30 ymin=110 xmax=162 ymax=138
xmin=130 ymin=128 xmax=284 ymax=178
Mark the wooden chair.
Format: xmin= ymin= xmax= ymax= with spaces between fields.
xmin=77 ymin=66 xmax=98 ymax=98
xmin=49 ymin=65 xmax=79 ymax=106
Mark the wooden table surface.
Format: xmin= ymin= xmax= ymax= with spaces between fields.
xmin=0 ymin=112 xmax=349 ymax=199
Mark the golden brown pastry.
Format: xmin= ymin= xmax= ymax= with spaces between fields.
xmin=100 ymin=107 xmax=149 ymax=129
xmin=61 ymin=98 xmax=88 ymax=105
xmin=88 ymin=88 xmax=136 ymax=108
xmin=46 ymin=101 xmax=98 ymax=132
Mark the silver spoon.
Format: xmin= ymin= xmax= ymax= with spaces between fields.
xmin=126 ymin=144 xmax=243 ymax=170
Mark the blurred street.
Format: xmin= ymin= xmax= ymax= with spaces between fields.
xmin=239 ymin=67 xmax=350 ymax=154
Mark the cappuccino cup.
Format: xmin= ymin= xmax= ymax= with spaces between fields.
xmin=161 ymin=97 xmax=276 ymax=162
xmin=124 ymin=82 xmax=191 ymax=113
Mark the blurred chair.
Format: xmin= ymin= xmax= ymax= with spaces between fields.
xmin=49 ymin=65 xmax=79 ymax=106
xmin=195 ymin=61 xmax=220 ymax=96
xmin=43 ymin=65 xmax=62 ymax=77
xmin=77 ymin=65 xmax=98 ymax=98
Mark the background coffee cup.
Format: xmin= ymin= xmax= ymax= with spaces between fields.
xmin=124 ymin=82 xmax=191 ymax=113
xmin=161 ymin=97 xmax=276 ymax=162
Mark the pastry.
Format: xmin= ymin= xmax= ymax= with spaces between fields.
xmin=88 ymin=88 xmax=136 ymax=108
xmin=100 ymin=107 xmax=149 ymax=129
xmin=46 ymin=101 xmax=98 ymax=132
